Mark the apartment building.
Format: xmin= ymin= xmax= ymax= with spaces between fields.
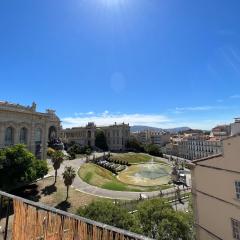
xmin=133 ymin=130 xmax=170 ymax=147
xmin=211 ymin=124 xmax=231 ymax=139
xmin=134 ymin=130 xmax=151 ymax=144
xmin=231 ymin=118 xmax=240 ymax=136
xmin=150 ymin=132 xmax=171 ymax=146
xmin=190 ymin=135 xmax=240 ymax=240
xmin=178 ymin=134 xmax=223 ymax=160
xmin=164 ymin=136 xmax=182 ymax=156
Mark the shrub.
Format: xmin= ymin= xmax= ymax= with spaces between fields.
xmin=47 ymin=147 xmax=55 ymax=157
xmin=0 ymin=145 xmax=48 ymax=190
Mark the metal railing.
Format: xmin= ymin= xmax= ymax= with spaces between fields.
xmin=0 ymin=190 xmax=152 ymax=240
xmin=117 ymin=187 xmax=191 ymax=212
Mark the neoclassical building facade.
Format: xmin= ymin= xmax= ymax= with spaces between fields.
xmin=62 ymin=122 xmax=130 ymax=151
xmin=0 ymin=101 xmax=61 ymax=159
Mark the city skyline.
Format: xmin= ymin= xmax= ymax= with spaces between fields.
xmin=1 ymin=0 xmax=240 ymax=129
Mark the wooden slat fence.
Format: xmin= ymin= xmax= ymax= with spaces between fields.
xmin=0 ymin=190 xmax=152 ymax=240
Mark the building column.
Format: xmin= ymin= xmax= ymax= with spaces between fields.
xmin=14 ymin=125 xmax=19 ymax=145
xmin=30 ymin=121 xmax=36 ymax=157
xmin=0 ymin=124 xmax=4 ymax=148
xmin=42 ymin=124 xmax=48 ymax=160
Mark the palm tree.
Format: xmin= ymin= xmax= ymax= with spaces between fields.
xmin=51 ymin=150 xmax=64 ymax=184
xmin=62 ymin=166 xmax=76 ymax=200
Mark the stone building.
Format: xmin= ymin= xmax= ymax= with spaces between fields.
xmin=61 ymin=122 xmax=96 ymax=147
xmin=0 ymin=101 xmax=61 ymax=159
xmin=101 ymin=123 xmax=130 ymax=151
xmin=189 ymin=135 xmax=240 ymax=240
xmin=61 ymin=122 xmax=130 ymax=151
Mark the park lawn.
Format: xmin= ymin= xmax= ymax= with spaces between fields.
xmin=79 ymin=163 xmax=133 ymax=191
xmin=110 ymin=152 xmax=152 ymax=164
xmin=13 ymin=176 xmax=103 ymax=214
xmin=154 ymin=158 xmax=170 ymax=165
xmin=79 ymin=163 xmax=170 ymax=192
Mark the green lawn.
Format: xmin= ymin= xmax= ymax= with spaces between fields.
xmin=110 ymin=152 xmax=152 ymax=164
xmin=79 ymin=163 xmax=172 ymax=192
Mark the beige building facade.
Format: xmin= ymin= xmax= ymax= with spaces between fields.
xmin=231 ymin=118 xmax=240 ymax=136
xmin=132 ymin=130 xmax=170 ymax=147
xmin=190 ymin=135 xmax=240 ymax=240
xmin=62 ymin=122 xmax=130 ymax=151
xmin=178 ymin=134 xmax=223 ymax=160
xmin=0 ymin=101 xmax=61 ymax=159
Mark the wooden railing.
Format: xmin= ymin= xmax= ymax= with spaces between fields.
xmin=0 ymin=190 xmax=152 ymax=240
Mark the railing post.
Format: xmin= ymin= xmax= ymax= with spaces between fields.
xmin=0 ymin=195 xmax=3 ymax=219
xmin=4 ymin=198 xmax=11 ymax=240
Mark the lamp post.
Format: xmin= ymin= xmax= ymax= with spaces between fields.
xmin=174 ymin=186 xmax=178 ymax=211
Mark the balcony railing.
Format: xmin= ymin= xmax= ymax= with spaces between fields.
xmin=0 ymin=190 xmax=152 ymax=240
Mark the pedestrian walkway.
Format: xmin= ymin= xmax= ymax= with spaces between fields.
xmin=48 ymin=154 xmax=191 ymax=200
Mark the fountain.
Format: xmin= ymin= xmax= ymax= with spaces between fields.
xmin=117 ymin=157 xmax=171 ymax=187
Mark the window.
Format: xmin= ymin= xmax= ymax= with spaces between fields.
xmin=87 ymin=130 xmax=91 ymax=138
xmin=20 ymin=127 xmax=28 ymax=144
xmin=235 ymin=181 xmax=240 ymax=200
xmin=5 ymin=127 xmax=14 ymax=146
xmin=48 ymin=126 xmax=57 ymax=141
xmin=232 ymin=219 xmax=240 ymax=239
xmin=35 ymin=128 xmax=42 ymax=142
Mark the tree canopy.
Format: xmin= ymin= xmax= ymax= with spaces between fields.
xmin=77 ymin=198 xmax=194 ymax=240
xmin=62 ymin=166 xmax=76 ymax=200
xmin=95 ymin=129 xmax=108 ymax=151
xmin=144 ymin=144 xmax=163 ymax=157
xmin=67 ymin=144 xmax=92 ymax=159
xmin=137 ymin=198 xmax=193 ymax=239
xmin=51 ymin=150 xmax=64 ymax=184
xmin=77 ymin=201 xmax=139 ymax=233
xmin=0 ymin=144 xmax=48 ymax=191
xmin=125 ymin=138 xmax=144 ymax=152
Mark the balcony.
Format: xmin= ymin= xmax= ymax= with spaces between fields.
xmin=0 ymin=190 xmax=151 ymax=240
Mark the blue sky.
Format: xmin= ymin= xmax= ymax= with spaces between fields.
xmin=1 ymin=0 xmax=240 ymax=129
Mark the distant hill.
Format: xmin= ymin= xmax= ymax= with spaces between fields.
xmin=130 ymin=125 xmax=191 ymax=134
xmin=130 ymin=125 xmax=163 ymax=132
xmin=164 ymin=127 xmax=191 ymax=134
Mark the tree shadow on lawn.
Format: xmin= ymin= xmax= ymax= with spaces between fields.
xmin=55 ymin=200 xmax=71 ymax=212
xmin=41 ymin=184 xmax=57 ymax=196
xmin=12 ymin=184 xmax=41 ymax=202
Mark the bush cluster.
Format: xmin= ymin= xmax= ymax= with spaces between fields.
xmin=77 ymin=198 xmax=194 ymax=240
xmin=0 ymin=144 xmax=48 ymax=191
xmin=66 ymin=142 xmax=92 ymax=160
xmin=126 ymin=139 xmax=163 ymax=157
